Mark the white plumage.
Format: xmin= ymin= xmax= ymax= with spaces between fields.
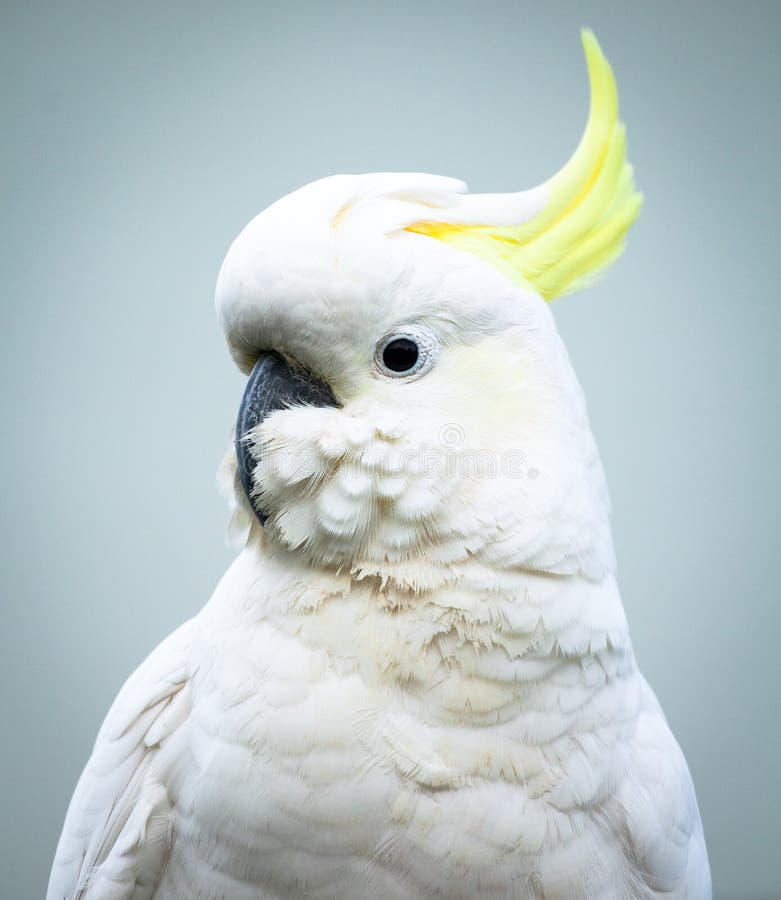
xmin=49 ymin=34 xmax=711 ymax=900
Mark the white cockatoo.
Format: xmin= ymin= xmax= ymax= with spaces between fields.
xmin=48 ymin=31 xmax=711 ymax=900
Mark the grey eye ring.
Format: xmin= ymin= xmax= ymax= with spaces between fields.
xmin=373 ymin=325 xmax=440 ymax=380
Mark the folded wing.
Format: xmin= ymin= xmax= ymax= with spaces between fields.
xmin=47 ymin=622 xmax=195 ymax=900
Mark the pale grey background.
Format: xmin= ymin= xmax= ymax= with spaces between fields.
xmin=2 ymin=2 xmax=779 ymax=898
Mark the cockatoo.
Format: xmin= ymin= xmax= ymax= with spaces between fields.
xmin=48 ymin=30 xmax=711 ymax=900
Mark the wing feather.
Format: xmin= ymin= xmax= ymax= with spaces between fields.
xmin=618 ymin=681 xmax=712 ymax=899
xmin=47 ymin=621 xmax=195 ymax=900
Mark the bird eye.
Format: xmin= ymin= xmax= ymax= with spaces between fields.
xmin=374 ymin=325 xmax=440 ymax=380
xmin=383 ymin=338 xmax=418 ymax=372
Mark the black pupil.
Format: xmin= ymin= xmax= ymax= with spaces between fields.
xmin=382 ymin=338 xmax=419 ymax=373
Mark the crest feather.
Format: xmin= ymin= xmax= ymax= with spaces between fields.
xmin=406 ymin=30 xmax=642 ymax=300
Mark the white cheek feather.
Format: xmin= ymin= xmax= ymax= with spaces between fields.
xmin=247 ymin=324 xmax=613 ymax=590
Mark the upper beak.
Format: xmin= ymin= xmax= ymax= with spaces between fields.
xmin=235 ymin=351 xmax=339 ymax=524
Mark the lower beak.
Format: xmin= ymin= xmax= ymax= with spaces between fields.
xmin=235 ymin=352 xmax=339 ymax=524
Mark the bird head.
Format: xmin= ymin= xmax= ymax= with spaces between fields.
xmin=216 ymin=31 xmax=641 ymax=589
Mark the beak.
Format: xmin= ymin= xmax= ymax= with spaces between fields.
xmin=235 ymin=351 xmax=339 ymax=524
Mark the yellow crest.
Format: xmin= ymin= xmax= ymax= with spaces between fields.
xmin=406 ymin=30 xmax=642 ymax=300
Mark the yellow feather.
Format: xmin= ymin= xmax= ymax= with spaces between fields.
xmin=406 ymin=30 xmax=642 ymax=301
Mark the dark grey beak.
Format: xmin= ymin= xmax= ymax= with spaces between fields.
xmin=235 ymin=351 xmax=339 ymax=524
